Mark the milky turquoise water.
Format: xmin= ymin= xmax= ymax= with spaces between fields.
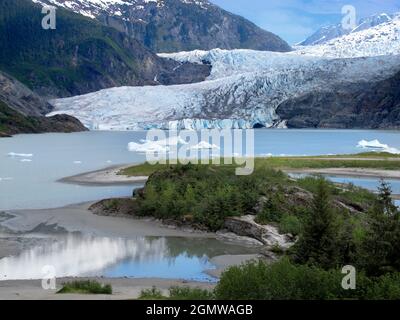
xmin=1 ymin=129 xmax=400 ymax=210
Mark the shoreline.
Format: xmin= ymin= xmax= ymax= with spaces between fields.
xmin=61 ymin=163 xmax=400 ymax=187
xmin=1 ymin=201 xmax=217 ymax=240
xmin=284 ymin=168 xmax=400 ymax=180
xmin=59 ymin=165 xmax=149 ymax=186
xmin=0 ymin=277 xmax=216 ymax=300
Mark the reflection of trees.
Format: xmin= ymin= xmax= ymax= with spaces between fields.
xmin=164 ymin=237 xmax=260 ymax=259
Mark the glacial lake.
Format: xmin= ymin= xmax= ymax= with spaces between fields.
xmin=1 ymin=129 xmax=400 ymax=210
xmin=0 ymin=234 xmax=260 ymax=281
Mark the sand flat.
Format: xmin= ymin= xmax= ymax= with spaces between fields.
xmin=0 ymin=277 xmax=215 ymax=300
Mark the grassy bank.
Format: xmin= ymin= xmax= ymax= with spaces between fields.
xmin=119 ymin=153 xmax=400 ymax=177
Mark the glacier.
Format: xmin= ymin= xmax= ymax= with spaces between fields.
xmin=49 ymin=50 xmax=400 ymax=130
xmin=49 ymin=16 xmax=400 ymax=131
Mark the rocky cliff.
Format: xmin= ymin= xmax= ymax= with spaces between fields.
xmin=276 ymin=71 xmax=400 ymax=129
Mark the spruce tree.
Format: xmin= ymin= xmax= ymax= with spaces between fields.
xmin=361 ymin=180 xmax=400 ymax=276
xmin=292 ymin=178 xmax=339 ymax=269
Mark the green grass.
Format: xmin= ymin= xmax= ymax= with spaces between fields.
xmin=254 ymin=157 xmax=400 ymax=171
xmin=119 ymin=153 xmax=400 ymax=178
xmin=119 ymin=163 xmax=172 ymax=177
xmin=57 ymin=280 xmax=112 ymax=295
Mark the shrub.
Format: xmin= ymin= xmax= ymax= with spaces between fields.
xmin=215 ymin=259 xmax=400 ymax=300
xmin=169 ymin=287 xmax=214 ymax=300
xmin=57 ymin=280 xmax=112 ymax=295
xmin=139 ymin=286 xmax=214 ymax=300
xmin=278 ymin=214 xmax=302 ymax=236
xmin=138 ymin=287 xmax=166 ymax=300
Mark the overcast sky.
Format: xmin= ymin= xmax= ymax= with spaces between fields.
xmin=210 ymin=0 xmax=400 ymax=44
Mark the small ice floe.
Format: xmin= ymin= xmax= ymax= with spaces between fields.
xmin=20 ymin=159 xmax=32 ymax=162
xmin=190 ymin=141 xmax=220 ymax=150
xmin=106 ymin=160 xmax=113 ymax=164
xmin=358 ymin=139 xmax=387 ymax=149
xmin=357 ymin=139 xmax=400 ymax=154
xmin=73 ymin=161 xmax=82 ymax=164
xmin=128 ymin=136 xmax=187 ymax=153
xmin=0 ymin=177 xmax=13 ymax=181
xmin=8 ymin=152 xmax=33 ymax=158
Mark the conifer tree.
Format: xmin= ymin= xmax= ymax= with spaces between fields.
xmin=292 ymin=178 xmax=339 ymax=269
xmin=361 ymin=180 xmax=400 ymax=276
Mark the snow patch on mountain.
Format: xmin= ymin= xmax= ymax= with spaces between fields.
xmin=32 ymin=0 xmax=211 ymax=18
xmin=299 ymin=12 xmax=397 ymax=46
xmin=295 ymin=14 xmax=400 ymax=58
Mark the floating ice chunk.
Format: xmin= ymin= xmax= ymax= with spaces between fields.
xmin=190 ymin=141 xmax=220 ymax=150
xmin=20 ymin=159 xmax=32 ymax=162
xmin=357 ymin=139 xmax=400 ymax=154
xmin=73 ymin=161 xmax=82 ymax=164
xmin=357 ymin=139 xmax=388 ymax=149
xmin=128 ymin=141 xmax=169 ymax=153
xmin=0 ymin=177 xmax=13 ymax=181
xmin=128 ymin=136 xmax=187 ymax=153
xmin=8 ymin=152 xmax=33 ymax=158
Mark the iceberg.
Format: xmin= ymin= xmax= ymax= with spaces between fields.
xmin=0 ymin=177 xmax=13 ymax=181
xmin=8 ymin=152 xmax=33 ymax=158
xmin=128 ymin=141 xmax=169 ymax=153
xmin=357 ymin=139 xmax=400 ymax=154
xmin=190 ymin=141 xmax=220 ymax=150
xmin=357 ymin=139 xmax=388 ymax=149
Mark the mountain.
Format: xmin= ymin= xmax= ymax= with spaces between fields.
xmin=32 ymin=0 xmax=291 ymax=52
xmin=299 ymin=12 xmax=394 ymax=46
xmin=296 ymin=14 xmax=400 ymax=58
xmin=0 ymin=72 xmax=87 ymax=136
xmin=0 ymin=0 xmax=210 ymax=98
xmin=48 ymin=49 xmax=400 ymax=130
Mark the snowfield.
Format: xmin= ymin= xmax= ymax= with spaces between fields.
xmin=49 ymin=15 xmax=400 ymax=131
xmin=295 ymin=14 xmax=400 ymax=58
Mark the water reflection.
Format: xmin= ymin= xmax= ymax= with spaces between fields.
xmin=0 ymin=234 xmax=257 ymax=281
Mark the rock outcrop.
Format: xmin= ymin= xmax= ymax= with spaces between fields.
xmin=277 ymin=71 xmax=400 ymax=129
xmin=224 ymin=215 xmax=295 ymax=249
